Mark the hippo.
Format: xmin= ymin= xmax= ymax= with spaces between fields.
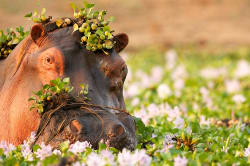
xmin=0 ymin=21 xmax=137 ymax=150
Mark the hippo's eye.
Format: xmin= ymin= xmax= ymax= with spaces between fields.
xmin=121 ymin=65 xmax=127 ymax=73
xmin=46 ymin=57 xmax=51 ymax=64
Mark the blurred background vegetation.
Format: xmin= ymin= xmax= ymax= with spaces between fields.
xmin=0 ymin=0 xmax=250 ymax=51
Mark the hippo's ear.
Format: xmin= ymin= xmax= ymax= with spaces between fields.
xmin=114 ymin=33 xmax=129 ymax=52
xmin=30 ymin=24 xmax=45 ymax=45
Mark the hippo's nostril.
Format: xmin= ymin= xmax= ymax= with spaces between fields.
xmin=108 ymin=124 xmax=124 ymax=139
xmin=70 ymin=120 xmax=82 ymax=134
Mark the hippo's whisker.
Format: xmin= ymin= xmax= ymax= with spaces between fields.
xmin=32 ymin=103 xmax=66 ymax=147
xmin=80 ymin=106 xmax=104 ymax=139
xmin=45 ymin=117 xmax=67 ymax=145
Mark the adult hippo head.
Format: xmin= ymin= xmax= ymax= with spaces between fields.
xmin=0 ymin=21 xmax=137 ymax=150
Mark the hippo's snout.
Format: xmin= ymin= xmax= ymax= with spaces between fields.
xmin=34 ymin=103 xmax=137 ymax=151
xmin=68 ymin=113 xmax=135 ymax=150
xmin=107 ymin=123 xmax=125 ymax=139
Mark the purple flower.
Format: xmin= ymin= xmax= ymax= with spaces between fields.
xmin=86 ymin=152 xmax=107 ymax=166
xmin=174 ymin=117 xmax=185 ymax=129
xmin=174 ymin=155 xmax=188 ymax=166
xmin=73 ymin=161 xmax=85 ymax=166
xmin=165 ymin=49 xmax=177 ymax=70
xmin=35 ymin=143 xmax=52 ymax=160
xmin=0 ymin=141 xmax=16 ymax=157
xmin=28 ymin=131 xmax=36 ymax=144
xmin=234 ymin=60 xmax=250 ymax=78
xmin=225 ymin=79 xmax=241 ymax=94
xmin=53 ymin=149 xmax=61 ymax=155
xmin=200 ymin=116 xmax=210 ymax=126
xmin=118 ymin=149 xmax=134 ymax=166
xmin=101 ymin=150 xmax=115 ymax=164
xmin=118 ymin=149 xmax=151 ymax=166
xmin=69 ymin=141 xmax=91 ymax=154
xmin=165 ymin=134 xmax=177 ymax=145
xmin=232 ymin=94 xmax=246 ymax=104
xmin=157 ymin=84 xmax=172 ymax=99
xmin=244 ymin=147 xmax=250 ymax=157
xmin=21 ymin=141 xmax=33 ymax=161
xmin=133 ymin=149 xmax=152 ymax=166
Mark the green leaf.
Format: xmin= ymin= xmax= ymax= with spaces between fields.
xmin=63 ymin=77 xmax=70 ymax=84
xmin=70 ymin=2 xmax=77 ymax=12
xmin=49 ymin=86 xmax=57 ymax=92
xmin=80 ymin=83 xmax=85 ymax=89
xmin=95 ymin=29 xmax=103 ymax=36
xmin=41 ymin=8 xmax=46 ymax=15
xmin=33 ymin=10 xmax=38 ymax=17
xmin=24 ymin=12 xmax=32 ymax=18
xmin=103 ymin=26 xmax=110 ymax=32
xmin=35 ymin=90 xmax=43 ymax=96
xmin=56 ymin=19 xmax=63 ymax=27
xmin=108 ymin=16 xmax=115 ymax=22
xmin=32 ymin=17 xmax=41 ymax=23
xmin=43 ymin=84 xmax=50 ymax=90
xmin=83 ymin=0 xmax=95 ymax=9
xmin=32 ymin=144 xmax=41 ymax=152
xmin=28 ymin=96 xmax=36 ymax=101
xmin=50 ymin=80 xmax=58 ymax=85
xmin=59 ymin=141 xmax=69 ymax=152
xmin=9 ymin=38 xmax=19 ymax=45
xmin=73 ymin=24 xmax=79 ymax=32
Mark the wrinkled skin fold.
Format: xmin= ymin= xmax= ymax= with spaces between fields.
xmin=0 ymin=22 xmax=137 ymax=150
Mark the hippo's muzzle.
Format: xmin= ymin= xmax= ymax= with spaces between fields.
xmin=33 ymin=93 xmax=137 ymax=151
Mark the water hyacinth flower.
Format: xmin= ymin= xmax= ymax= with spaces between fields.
xmin=232 ymin=94 xmax=246 ymax=104
xmin=167 ymin=106 xmax=181 ymax=122
xmin=186 ymin=127 xmax=192 ymax=135
xmin=200 ymin=116 xmax=210 ymax=126
xmin=134 ymin=103 xmax=176 ymax=124
xmin=174 ymin=155 xmax=188 ymax=166
xmin=200 ymin=87 xmax=214 ymax=109
xmin=133 ymin=106 xmax=151 ymax=124
xmin=208 ymin=81 xmax=215 ymax=89
xmin=173 ymin=117 xmax=185 ymax=129
xmin=117 ymin=149 xmax=134 ymax=166
xmin=151 ymin=66 xmax=163 ymax=85
xmin=131 ymin=97 xmax=140 ymax=106
xmin=240 ymin=123 xmax=246 ymax=131
xmin=86 ymin=150 xmax=115 ymax=166
xmin=225 ymin=79 xmax=241 ymax=94
xmin=53 ymin=149 xmax=61 ymax=155
xmin=0 ymin=141 xmax=16 ymax=157
xmin=165 ymin=49 xmax=177 ymax=70
xmin=244 ymin=147 xmax=250 ymax=157
xmin=136 ymin=70 xmax=151 ymax=88
xmin=87 ymin=152 xmax=108 ymax=166
xmin=68 ymin=141 xmax=91 ymax=154
xmin=101 ymin=150 xmax=115 ymax=165
xmin=171 ymin=65 xmax=187 ymax=81
xmin=234 ymin=60 xmax=250 ymax=78
xmin=222 ymin=146 xmax=229 ymax=153
xmin=165 ymin=134 xmax=177 ymax=145
xmin=35 ymin=143 xmax=52 ymax=160
xmin=174 ymin=79 xmax=185 ymax=91
xmin=21 ymin=141 xmax=33 ymax=161
xmin=200 ymin=67 xmax=227 ymax=79
xmin=157 ymin=84 xmax=172 ymax=99
xmin=124 ymin=83 xmax=139 ymax=98
xmin=73 ymin=161 xmax=85 ymax=166
xmin=118 ymin=149 xmax=151 ymax=166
